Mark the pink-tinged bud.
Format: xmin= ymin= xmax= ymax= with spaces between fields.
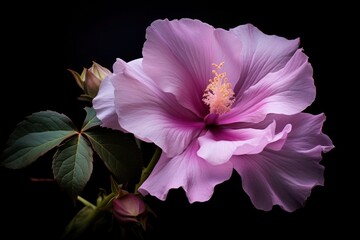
xmin=112 ymin=193 xmax=147 ymax=224
xmin=68 ymin=61 xmax=111 ymax=101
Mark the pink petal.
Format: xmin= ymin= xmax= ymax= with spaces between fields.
xmin=92 ymin=74 xmax=123 ymax=131
xmin=276 ymin=113 xmax=334 ymax=155
xmin=220 ymin=49 xmax=315 ymax=124
xmin=246 ymin=112 xmax=334 ymax=155
xmin=138 ymin=139 xmax=233 ymax=203
xmin=197 ymin=121 xmax=291 ymax=165
xmin=112 ymin=58 xmax=203 ymax=157
xmin=232 ymin=113 xmax=334 ymax=212
xmin=142 ymin=18 xmax=242 ymax=117
xmin=230 ymin=24 xmax=300 ymax=95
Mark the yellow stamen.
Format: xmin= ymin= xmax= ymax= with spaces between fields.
xmin=202 ymin=61 xmax=235 ymax=115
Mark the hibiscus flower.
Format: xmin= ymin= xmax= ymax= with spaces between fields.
xmin=93 ymin=18 xmax=334 ymax=212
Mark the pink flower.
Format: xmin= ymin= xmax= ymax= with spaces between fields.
xmin=93 ymin=19 xmax=334 ymax=212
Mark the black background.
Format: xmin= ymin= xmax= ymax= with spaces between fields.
xmin=0 ymin=2 xmax=352 ymax=239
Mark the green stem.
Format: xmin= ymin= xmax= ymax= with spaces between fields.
xmin=98 ymin=192 xmax=117 ymax=209
xmin=77 ymin=196 xmax=96 ymax=209
xmin=135 ymin=146 xmax=162 ymax=193
xmin=81 ymin=192 xmax=117 ymax=226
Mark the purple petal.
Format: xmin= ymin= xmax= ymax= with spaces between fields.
xmin=232 ymin=113 xmax=334 ymax=212
xmin=92 ymin=74 xmax=123 ymax=131
xmin=142 ymin=18 xmax=242 ymax=117
xmin=220 ymin=49 xmax=316 ymax=124
xmin=230 ymin=24 xmax=300 ymax=95
xmin=138 ymin=139 xmax=233 ymax=203
xmin=112 ymin=58 xmax=203 ymax=157
xmin=197 ymin=121 xmax=291 ymax=165
xmin=277 ymin=113 xmax=334 ymax=155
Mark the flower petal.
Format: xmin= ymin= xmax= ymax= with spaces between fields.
xmin=142 ymin=18 xmax=242 ymax=117
xmin=138 ymin=139 xmax=233 ymax=203
xmin=197 ymin=121 xmax=291 ymax=165
xmin=230 ymin=24 xmax=300 ymax=95
xmin=112 ymin=58 xmax=203 ymax=157
xmin=276 ymin=113 xmax=334 ymax=155
xmin=220 ymin=49 xmax=315 ymax=124
xmin=92 ymin=74 xmax=123 ymax=131
xmin=232 ymin=113 xmax=334 ymax=212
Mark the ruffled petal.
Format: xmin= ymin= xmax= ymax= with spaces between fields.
xmin=142 ymin=18 xmax=242 ymax=117
xmin=112 ymin=58 xmax=203 ymax=157
xmin=220 ymin=49 xmax=315 ymax=124
xmin=138 ymin=140 xmax=233 ymax=203
xmin=232 ymin=113 xmax=334 ymax=212
xmin=92 ymin=74 xmax=123 ymax=131
xmin=230 ymin=24 xmax=300 ymax=95
xmin=197 ymin=121 xmax=291 ymax=165
xmin=276 ymin=113 xmax=334 ymax=155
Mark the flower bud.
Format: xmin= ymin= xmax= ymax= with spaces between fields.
xmin=112 ymin=193 xmax=147 ymax=224
xmin=68 ymin=61 xmax=111 ymax=101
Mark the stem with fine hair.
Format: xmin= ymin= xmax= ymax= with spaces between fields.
xmin=135 ymin=146 xmax=162 ymax=193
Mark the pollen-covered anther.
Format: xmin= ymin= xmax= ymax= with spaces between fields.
xmin=203 ymin=62 xmax=235 ymax=114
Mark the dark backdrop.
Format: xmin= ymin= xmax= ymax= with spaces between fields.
xmin=0 ymin=2 xmax=351 ymax=239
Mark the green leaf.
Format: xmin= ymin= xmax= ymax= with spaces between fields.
xmin=62 ymin=192 xmax=117 ymax=240
xmin=61 ymin=205 xmax=95 ymax=240
xmin=1 ymin=110 xmax=77 ymax=168
xmin=84 ymin=127 xmax=142 ymax=184
xmin=81 ymin=107 xmax=102 ymax=131
xmin=53 ymin=134 xmax=93 ymax=199
xmin=1 ymin=131 xmax=77 ymax=169
xmin=6 ymin=110 xmax=77 ymax=146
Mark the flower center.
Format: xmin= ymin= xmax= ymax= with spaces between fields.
xmin=202 ymin=62 xmax=235 ymax=115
